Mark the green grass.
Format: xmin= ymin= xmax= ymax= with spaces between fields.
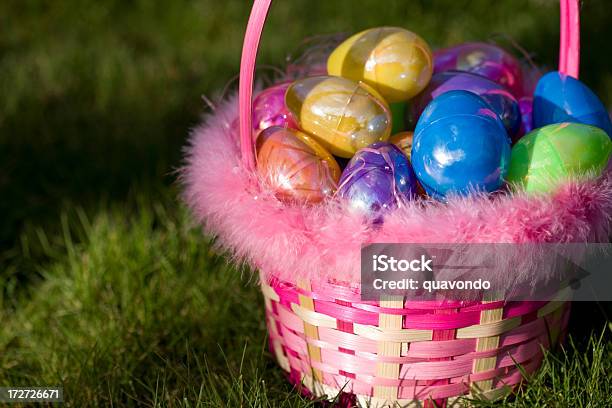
xmin=1 ymin=0 xmax=611 ymax=406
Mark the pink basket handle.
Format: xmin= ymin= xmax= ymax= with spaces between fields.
xmin=238 ymin=0 xmax=581 ymax=170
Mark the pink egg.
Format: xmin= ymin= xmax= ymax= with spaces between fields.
xmin=252 ymin=83 xmax=297 ymax=136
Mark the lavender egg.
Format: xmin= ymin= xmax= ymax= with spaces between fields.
xmin=409 ymin=70 xmax=521 ymax=137
xmin=337 ymin=142 xmax=417 ymax=213
xmin=434 ymin=42 xmax=524 ymax=97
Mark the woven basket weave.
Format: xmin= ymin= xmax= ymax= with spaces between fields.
xmin=237 ymin=0 xmax=580 ymax=406
xmin=261 ymin=276 xmax=571 ymax=406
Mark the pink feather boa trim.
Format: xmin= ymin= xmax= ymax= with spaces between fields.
xmin=181 ymin=94 xmax=612 ymax=285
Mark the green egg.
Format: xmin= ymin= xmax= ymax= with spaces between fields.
xmin=506 ymin=123 xmax=612 ymax=193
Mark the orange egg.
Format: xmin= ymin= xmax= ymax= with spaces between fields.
xmin=256 ymin=126 xmax=341 ymax=203
xmin=389 ymin=131 xmax=414 ymax=159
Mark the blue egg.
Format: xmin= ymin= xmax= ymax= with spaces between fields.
xmin=414 ymin=90 xmax=506 ymax=137
xmin=411 ymin=115 xmax=511 ymax=200
xmin=337 ymin=142 xmax=418 ymax=213
xmin=533 ymin=71 xmax=612 ymax=137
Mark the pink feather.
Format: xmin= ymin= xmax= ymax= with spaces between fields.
xmin=181 ymin=94 xmax=612 ymax=286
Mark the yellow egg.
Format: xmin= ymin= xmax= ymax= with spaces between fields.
xmin=389 ymin=131 xmax=414 ymax=159
xmin=327 ymin=27 xmax=433 ymax=103
xmin=285 ymin=76 xmax=391 ymax=158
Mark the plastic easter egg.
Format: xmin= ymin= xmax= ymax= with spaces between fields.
xmin=411 ymin=113 xmax=511 ymax=200
xmin=285 ymin=76 xmax=392 ymax=158
xmin=434 ymin=42 xmax=524 ymax=97
xmin=414 ymin=90 xmax=505 ymax=137
xmin=520 ymin=65 xmax=542 ymax=98
xmin=337 ymin=142 xmax=417 ymax=213
xmin=252 ymin=83 xmax=296 ymax=135
xmin=518 ymin=97 xmax=534 ymax=138
xmin=533 ymin=71 xmax=612 ymax=137
xmin=389 ymin=131 xmax=414 ymax=159
xmin=506 ymin=123 xmax=612 ymax=193
xmin=256 ymin=126 xmax=341 ymax=203
xmin=410 ymin=71 xmax=521 ymax=136
xmin=327 ymin=27 xmax=433 ymax=102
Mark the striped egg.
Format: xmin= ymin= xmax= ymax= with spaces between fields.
xmin=327 ymin=27 xmax=433 ymax=102
xmin=285 ymin=76 xmax=391 ymax=158
xmin=256 ymin=126 xmax=341 ymax=203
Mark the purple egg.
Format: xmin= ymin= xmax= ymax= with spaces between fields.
xmin=252 ymin=83 xmax=297 ymax=136
xmin=337 ymin=142 xmax=417 ymax=213
xmin=433 ymin=42 xmax=524 ymax=97
xmin=518 ymin=97 xmax=534 ymax=139
xmin=409 ymin=71 xmax=521 ymax=137
xmin=520 ymin=65 xmax=542 ymax=98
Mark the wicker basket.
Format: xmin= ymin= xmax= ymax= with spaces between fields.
xmin=261 ymin=276 xmax=571 ymax=406
xmin=237 ymin=1 xmax=580 ymax=406
xmin=184 ymin=0 xmax=597 ymax=406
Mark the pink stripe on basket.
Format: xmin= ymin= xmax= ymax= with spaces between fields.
xmin=320 ymin=349 xmax=377 ymax=376
xmin=281 ymin=326 xmax=309 ymax=353
xmin=401 ymin=382 xmax=470 ymax=401
xmin=403 ymin=311 xmax=480 ymax=330
xmin=328 ymin=374 xmax=368 ymax=395
xmin=495 ymin=358 xmax=542 ymax=387
xmin=396 ymin=339 xmax=541 ymax=381
xmin=310 ymin=280 xmax=362 ymax=301
xmin=503 ymin=301 xmax=547 ymax=319
xmin=400 ymin=359 xmax=473 ymax=380
xmin=496 ymin=341 xmax=542 ymax=369
xmin=272 ymin=283 xmax=301 ymax=305
xmin=499 ymin=314 xmax=549 ymax=344
xmin=353 ymin=300 xmax=499 ymax=314
xmin=276 ymin=303 xmax=306 ymax=333
xmin=318 ymin=326 xmax=377 ymax=353
xmin=322 ymin=372 xmax=357 ymax=393
xmin=406 ymin=338 xmax=476 ymax=358
xmin=315 ymin=300 xmax=379 ymax=325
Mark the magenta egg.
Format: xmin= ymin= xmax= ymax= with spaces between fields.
xmin=434 ymin=42 xmax=524 ymax=98
xmin=252 ymin=83 xmax=297 ymax=136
